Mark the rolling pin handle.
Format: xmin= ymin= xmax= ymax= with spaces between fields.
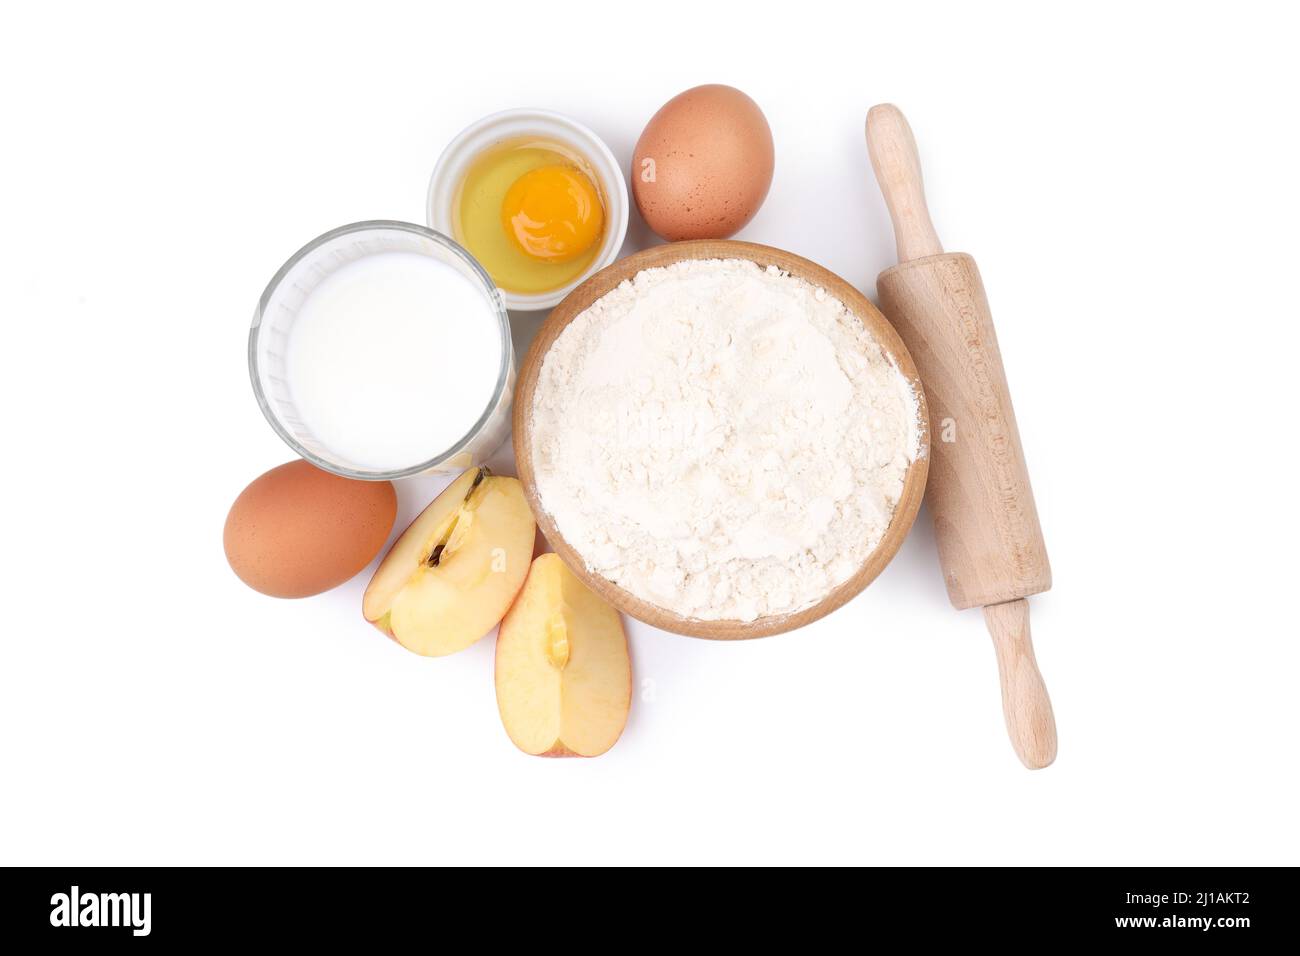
xmin=983 ymin=599 xmax=1057 ymax=769
xmin=866 ymin=104 xmax=944 ymax=263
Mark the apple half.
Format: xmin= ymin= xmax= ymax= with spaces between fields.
xmin=495 ymin=553 xmax=632 ymax=757
xmin=363 ymin=467 xmax=536 ymax=657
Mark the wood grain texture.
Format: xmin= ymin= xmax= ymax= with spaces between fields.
xmin=877 ymin=254 xmax=1050 ymax=610
xmin=984 ymin=599 xmax=1057 ymax=769
xmin=866 ymin=104 xmax=943 ymax=263
xmin=868 ymin=103 xmax=1055 ymax=768
xmin=513 ymin=239 xmax=931 ymax=639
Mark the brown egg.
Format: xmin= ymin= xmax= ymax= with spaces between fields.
xmin=224 ymin=460 xmax=397 ymax=599
xmin=632 ymin=84 xmax=775 ymax=241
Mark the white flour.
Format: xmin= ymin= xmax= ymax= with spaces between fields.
xmin=530 ymin=258 xmax=920 ymax=622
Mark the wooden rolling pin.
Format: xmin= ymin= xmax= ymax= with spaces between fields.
xmin=866 ymin=104 xmax=1057 ymax=769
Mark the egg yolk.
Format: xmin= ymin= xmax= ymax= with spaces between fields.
xmin=501 ymin=165 xmax=604 ymax=263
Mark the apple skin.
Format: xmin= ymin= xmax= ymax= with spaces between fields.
xmin=540 ymin=744 xmax=580 ymax=758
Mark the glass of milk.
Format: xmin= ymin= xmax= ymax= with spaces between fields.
xmin=250 ymin=221 xmax=512 ymax=478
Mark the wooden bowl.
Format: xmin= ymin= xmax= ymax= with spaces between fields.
xmin=513 ymin=240 xmax=930 ymax=639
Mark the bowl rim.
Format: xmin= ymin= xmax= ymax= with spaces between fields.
xmin=513 ymin=239 xmax=931 ymax=639
xmin=426 ymin=107 xmax=630 ymax=312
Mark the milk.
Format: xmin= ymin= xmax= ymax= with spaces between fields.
xmin=284 ymin=251 xmax=503 ymax=471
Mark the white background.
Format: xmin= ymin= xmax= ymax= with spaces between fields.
xmin=2 ymin=1 xmax=1297 ymax=866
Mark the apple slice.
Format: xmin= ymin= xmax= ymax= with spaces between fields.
xmin=495 ymin=553 xmax=632 ymax=757
xmin=363 ymin=467 xmax=536 ymax=657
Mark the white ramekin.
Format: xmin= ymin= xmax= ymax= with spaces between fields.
xmin=427 ymin=109 xmax=629 ymax=312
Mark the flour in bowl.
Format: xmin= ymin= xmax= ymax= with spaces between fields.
xmin=529 ymin=258 xmax=921 ymax=622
